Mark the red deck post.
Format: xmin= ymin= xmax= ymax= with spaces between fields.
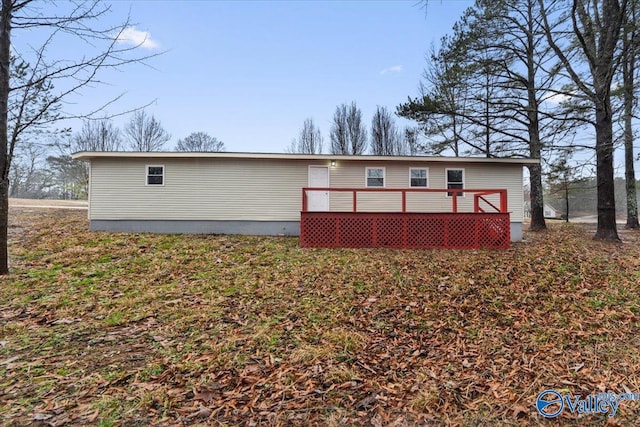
xmin=302 ymin=188 xmax=307 ymax=212
xmin=500 ymin=190 xmax=507 ymax=213
xmin=353 ymin=190 xmax=357 ymax=212
xmin=402 ymin=190 xmax=407 ymax=213
xmin=452 ymin=190 xmax=458 ymax=213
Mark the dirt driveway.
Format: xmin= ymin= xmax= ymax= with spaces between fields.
xmin=9 ymin=198 xmax=88 ymax=210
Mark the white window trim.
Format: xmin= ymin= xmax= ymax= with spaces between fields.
xmin=409 ymin=167 xmax=429 ymax=188
xmin=365 ymin=166 xmax=385 ymax=188
xmin=146 ymin=164 xmax=165 ymax=187
xmin=445 ymin=167 xmax=465 ymax=197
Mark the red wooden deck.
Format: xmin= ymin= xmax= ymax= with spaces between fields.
xmin=300 ymin=188 xmax=510 ymax=249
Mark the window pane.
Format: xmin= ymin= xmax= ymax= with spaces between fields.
xmin=367 ymin=168 xmax=384 ymax=187
xmin=367 ymin=177 xmax=384 ymax=187
xmin=148 ymin=166 xmax=163 ymax=175
xmin=411 ymin=169 xmax=426 ymax=179
xmin=148 ymin=176 xmax=163 ymax=185
xmin=367 ymin=168 xmax=383 ymax=179
xmin=447 ymin=170 xmax=463 ymax=183
xmin=447 ymin=170 xmax=463 ymax=196
xmin=411 ymin=178 xmax=427 ymax=187
xmin=411 ymin=169 xmax=427 ymax=187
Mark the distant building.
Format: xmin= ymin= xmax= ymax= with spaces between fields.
xmin=524 ymin=201 xmax=560 ymax=219
xmin=544 ymin=204 xmax=558 ymax=218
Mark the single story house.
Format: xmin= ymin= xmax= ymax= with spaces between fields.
xmin=524 ymin=201 xmax=560 ymax=219
xmin=72 ymin=152 xmax=538 ymax=248
xmin=544 ymin=204 xmax=559 ymax=219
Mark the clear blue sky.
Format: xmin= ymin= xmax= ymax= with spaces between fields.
xmin=13 ymin=0 xmax=473 ymax=153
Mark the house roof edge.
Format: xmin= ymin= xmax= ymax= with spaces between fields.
xmin=72 ymin=151 xmax=541 ymax=165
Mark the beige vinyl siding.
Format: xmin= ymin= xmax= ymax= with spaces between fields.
xmin=328 ymin=161 xmax=524 ymax=221
xmin=329 ymin=161 xmax=407 ymax=212
xmin=89 ymin=157 xmax=525 ymax=223
xmin=465 ymin=163 xmax=524 ymax=221
xmin=90 ymin=158 xmax=311 ymax=221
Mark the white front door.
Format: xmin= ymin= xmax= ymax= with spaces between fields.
xmin=308 ymin=166 xmax=329 ymax=211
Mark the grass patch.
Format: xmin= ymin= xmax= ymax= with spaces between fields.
xmin=1 ymin=208 xmax=640 ymax=425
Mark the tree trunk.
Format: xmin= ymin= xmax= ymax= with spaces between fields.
xmin=529 ymin=164 xmax=546 ymax=229
xmin=593 ymin=99 xmax=620 ymax=240
xmin=565 ymin=181 xmax=569 ymax=222
xmin=526 ymin=36 xmax=546 ymax=230
xmin=452 ymin=114 xmax=459 ymax=157
xmin=624 ymin=86 xmax=639 ymax=228
xmin=623 ymin=19 xmax=639 ymax=228
xmin=0 ymin=1 xmax=13 ymax=274
xmin=538 ymin=0 xmax=624 ymax=240
xmin=484 ymin=70 xmax=490 ymax=157
xmin=0 ymin=178 xmax=7 ymax=273
xmin=590 ymin=0 xmax=623 ymax=241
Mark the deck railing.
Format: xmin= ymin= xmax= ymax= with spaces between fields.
xmin=302 ymin=187 xmax=507 ymax=214
xmin=300 ymin=188 xmax=510 ymax=249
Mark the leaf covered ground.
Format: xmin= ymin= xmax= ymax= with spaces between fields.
xmin=1 ymin=208 xmax=640 ymax=426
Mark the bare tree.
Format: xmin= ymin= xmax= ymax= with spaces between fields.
xmin=346 ymin=102 xmax=367 ymax=155
xmin=0 ymin=0 xmax=157 ymax=274
xmin=329 ymin=104 xmax=348 ymax=154
xmin=42 ymin=119 xmax=122 ymax=200
xmin=330 ymin=102 xmax=367 ymax=155
xmin=46 ymin=154 xmax=87 ymax=200
xmin=9 ymin=142 xmax=48 ymax=198
xmin=401 ymin=127 xmax=420 ymax=156
xmin=621 ymin=0 xmax=639 ymax=228
xmin=539 ymin=0 xmax=627 ymax=241
xmin=370 ymin=106 xmax=400 ymax=155
xmin=176 ymin=131 xmax=225 ymax=152
xmin=287 ymin=118 xmax=323 ymax=154
xmin=71 ymin=119 xmax=122 ymax=152
xmin=125 ymin=110 xmax=170 ymax=152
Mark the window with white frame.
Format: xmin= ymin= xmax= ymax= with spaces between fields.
xmin=410 ymin=168 xmax=428 ymax=187
xmin=146 ymin=165 xmax=164 ymax=186
xmin=366 ymin=167 xmax=385 ymax=187
xmin=446 ymin=168 xmax=464 ymax=197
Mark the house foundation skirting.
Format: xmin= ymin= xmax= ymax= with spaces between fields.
xmin=89 ymin=219 xmax=523 ymax=243
xmin=511 ymin=222 xmax=522 ymax=242
xmin=90 ymin=220 xmax=301 ymax=236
